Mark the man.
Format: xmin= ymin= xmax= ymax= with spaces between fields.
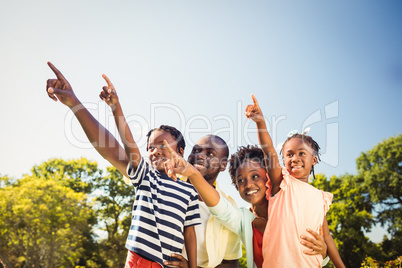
xmin=184 ymin=135 xmax=242 ymax=268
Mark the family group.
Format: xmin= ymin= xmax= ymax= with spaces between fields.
xmin=46 ymin=62 xmax=345 ymax=268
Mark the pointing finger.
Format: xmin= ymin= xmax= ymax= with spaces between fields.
xmin=251 ymin=94 xmax=260 ymax=109
xmin=47 ymin=62 xmax=67 ymax=82
xmin=163 ymin=140 xmax=175 ymax=153
xmin=102 ymin=74 xmax=114 ymax=89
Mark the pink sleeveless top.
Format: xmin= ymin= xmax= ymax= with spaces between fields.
xmin=262 ymin=168 xmax=333 ymax=267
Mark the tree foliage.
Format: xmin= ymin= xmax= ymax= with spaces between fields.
xmin=1 ymin=133 xmax=401 ymax=267
xmin=312 ymin=173 xmax=375 ymax=268
xmin=31 ymin=158 xmax=103 ymax=194
xmin=356 ymin=135 xmax=402 ymax=235
xmin=356 ymin=134 xmax=402 ymax=262
xmin=94 ymin=167 xmax=133 ymax=267
xmin=0 ymin=175 xmax=95 ymax=267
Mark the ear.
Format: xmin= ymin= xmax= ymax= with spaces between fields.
xmin=178 ymin=147 xmax=184 ymax=156
xmin=312 ymin=155 xmax=318 ymax=166
xmin=219 ymin=159 xmax=228 ymax=172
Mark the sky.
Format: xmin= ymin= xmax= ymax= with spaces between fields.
xmin=1 ymin=0 xmax=401 ymax=243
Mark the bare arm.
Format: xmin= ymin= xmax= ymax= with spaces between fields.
xmin=100 ymin=74 xmax=142 ymax=172
xmin=46 ymin=62 xmax=129 ymax=176
xmin=323 ymin=218 xmax=345 ymax=268
xmin=183 ymin=226 xmax=197 ymax=268
xmin=245 ymin=94 xmax=282 ymax=193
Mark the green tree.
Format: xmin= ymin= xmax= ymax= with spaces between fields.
xmin=94 ymin=166 xmax=134 ymax=267
xmin=31 ymin=158 xmax=103 ymax=194
xmin=312 ymin=173 xmax=375 ymax=268
xmin=0 ymin=175 xmax=95 ymax=267
xmin=356 ymin=134 xmax=402 ymax=261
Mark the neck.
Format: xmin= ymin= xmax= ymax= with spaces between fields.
xmin=206 ymin=174 xmax=218 ymax=187
xmin=199 ymin=176 xmax=217 ymax=202
xmin=250 ymin=200 xmax=268 ymax=219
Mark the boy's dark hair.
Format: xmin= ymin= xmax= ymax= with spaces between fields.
xmin=280 ymin=133 xmax=321 ymax=179
xmin=229 ymin=145 xmax=266 ymax=189
xmin=146 ymin=125 xmax=186 ymax=153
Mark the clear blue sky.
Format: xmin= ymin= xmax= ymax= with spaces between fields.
xmin=1 ymin=0 xmax=401 ymax=242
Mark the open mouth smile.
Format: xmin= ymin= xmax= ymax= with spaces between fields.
xmin=291 ymin=165 xmax=303 ymax=171
xmin=193 ymin=162 xmax=207 ymax=169
xmin=245 ymin=189 xmax=259 ymax=196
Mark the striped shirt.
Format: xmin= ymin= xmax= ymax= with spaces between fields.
xmin=126 ymin=158 xmax=201 ymax=267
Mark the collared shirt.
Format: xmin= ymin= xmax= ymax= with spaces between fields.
xmin=198 ymin=185 xmax=243 ymax=267
xmin=183 ymin=184 xmax=242 ymax=267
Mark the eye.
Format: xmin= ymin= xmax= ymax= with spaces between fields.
xmin=161 ymin=144 xmax=166 ymax=149
xmin=300 ymin=152 xmax=305 ymax=156
xmin=149 ymin=146 xmax=155 ymax=150
xmin=207 ymin=152 xmax=214 ymax=157
xmin=237 ymin=178 xmax=244 ymax=184
xmin=252 ymin=174 xmax=259 ymax=180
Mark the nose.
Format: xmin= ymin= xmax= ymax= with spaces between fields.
xmin=291 ymin=154 xmax=300 ymax=162
xmin=244 ymin=178 xmax=252 ymax=189
xmin=150 ymin=147 xmax=162 ymax=156
xmin=196 ymin=153 xmax=206 ymax=160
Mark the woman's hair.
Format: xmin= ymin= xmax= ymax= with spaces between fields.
xmin=280 ymin=133 xmax=321 ymax=179
xmin=229 ymin=145 xmax=266 ymax=189
xmin=146 ymin=125 xmax=186 ymax=153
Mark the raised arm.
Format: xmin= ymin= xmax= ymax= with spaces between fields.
xmin=46 ymin=62 xmax=128 ymax=176
xmin=163 ymin=140 xmax=220 ymax=207
xmin=244 ymin=94 xmax=282 ymax=192
xmin=99 ymin=75 xmax=142 ymax=172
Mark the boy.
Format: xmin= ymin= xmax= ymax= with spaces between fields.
xmin=46 ymin=62 xmax=200 ymax=267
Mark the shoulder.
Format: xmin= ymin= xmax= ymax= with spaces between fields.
xmin=216 ymin=184 xmax=238 ymax=207
xmin=210 ymin=192 xmax=255 ymax=220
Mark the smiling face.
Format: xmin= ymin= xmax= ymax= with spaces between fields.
xmin=188 ymin=135 xmax=228 ymax=184
xmin=147 ymin=130 xmax=183 ymax=173
xmin=235 ymin=160 xmax=268 ymax=206
xmin=282 ymin=137 xmax=317 ymax=182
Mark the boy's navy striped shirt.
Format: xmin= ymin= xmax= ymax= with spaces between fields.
xmin=125 ymin=158 xmax=201 ymax=267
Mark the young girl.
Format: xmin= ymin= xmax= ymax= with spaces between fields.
xmin=162 ymin=144 xmax=328 ymax=268
xmin=245 ymin=94 xmax=345 ymax=267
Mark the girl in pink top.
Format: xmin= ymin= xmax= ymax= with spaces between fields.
xmin=245 ymin=95 xmax=345 ymax=268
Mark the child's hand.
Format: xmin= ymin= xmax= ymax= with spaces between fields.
xmin=46 ymin=62 xmax=80 ymax=108
xmin=163 ymin=140 xmax=196 ymax=180
xmin=99 ymin=74 xmax=119 ymax=107
xmin=244 ymin=94 xmax=264 ymax=123
xmin=300 ymin=226 xmax=327 ymax=258
xmin=163 ymin=253 xmax=189 ymax=268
